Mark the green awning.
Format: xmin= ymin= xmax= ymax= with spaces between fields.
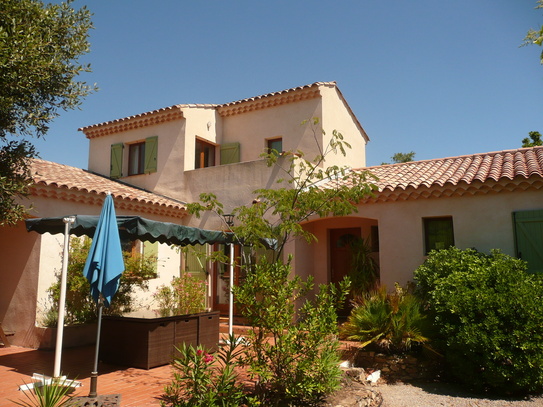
xmin=25 ymin=215 xmax=233 ymax=246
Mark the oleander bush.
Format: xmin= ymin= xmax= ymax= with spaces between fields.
xmin=161 ymin=335 xmax=249 ymax=407
xmin=414 ymin=247 xmax=543 ymax=394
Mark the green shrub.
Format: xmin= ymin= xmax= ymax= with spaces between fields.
xmin=153 ymin=273 xmax=207 ymax=317
xmin=414 ymin=247 xmax=543 ymax=394
xmin=340 ymin=284 xmax=431 ymax=353
xmin=233 ymin=258 xmax=350 ymax=406
xmin=45 ymin=237 xmax=156 ymax=326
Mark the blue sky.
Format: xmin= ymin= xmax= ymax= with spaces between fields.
xmin=35 ymin=0 xmax=543 ymax=168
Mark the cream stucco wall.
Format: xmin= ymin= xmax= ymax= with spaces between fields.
xmin=181 ymin=106 xmax=220 ymax=172
xmin=87 ymin=119 xmax=186 ymax=196
xmin=220 ymin=98 xmax=324 ymax=161
xmin=130 ymin=243 xmax=181 ymax=309
xmin=301 ymin=189 xmax=543 ymax=291
xmin=320 ymin=86 xmax=367 ymax=169
xmin=35 ymin=233 xmax=64 ymax=323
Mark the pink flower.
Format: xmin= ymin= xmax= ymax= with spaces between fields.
xmin=196 ymin=349 xmax=204 ymax=356
xmin=204 ymin=354 xmax=214 ymax=363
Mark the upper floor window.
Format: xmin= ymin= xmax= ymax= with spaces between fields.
xmin=128 ymin=142 xmax=145 ymax=175
xmin=423 ymin=216 xmax=454 ymax=255
xmin=195 ymin=139 xmax=216 ymax=169
xmin=267 ymin=137 xmax=283 ymax=155
xmin=110 ymin=136 xmax=158 ymax=178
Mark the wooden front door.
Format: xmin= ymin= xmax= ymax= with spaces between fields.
xmin=329 ymin=228 xmax=361 ymax=315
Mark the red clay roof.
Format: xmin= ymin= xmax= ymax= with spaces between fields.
xmin=78 ymin=82 xmax=370 ymax=140
xmin=30 ymin=159 xmax=186 ymax=218
xmin=331 ymin=146 xmax=543 ymax=202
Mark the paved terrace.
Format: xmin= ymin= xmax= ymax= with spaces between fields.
xmin=0 ymin=322 xmax=256 ymax=407
xmin=0 ymin=344 xmax=170 ymax=406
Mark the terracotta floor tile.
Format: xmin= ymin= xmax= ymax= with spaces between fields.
xmin=0 ymin=345 xmax=171 ymax=407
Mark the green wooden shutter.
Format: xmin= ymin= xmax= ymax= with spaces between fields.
xmin=143 ymin=241 xmax=158 ymax=274
xmin=144 ymin=136 xmax=158 ymax=173
xmin=184 ymin=244 xmax=207 ymax=280
xmin=514 ymin=209 xmax=543 ymax=273
xmin=110 ymin=143 xmax=123 ymax=178
xmin=220 ymin=142 xmax=240 ymax=165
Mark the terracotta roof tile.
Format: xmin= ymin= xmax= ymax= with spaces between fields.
xmin=78 ymin=82 xmax=349 ymax=139
xmin=363 ymin=146 xmax=543 ymax=192
xmin=218 ymin=81 xmax=337 ymax=108
xmin=319 ymin=146 xmax=543 ymax=202
xmin=30 ymin=159 xmax=186 ymax=216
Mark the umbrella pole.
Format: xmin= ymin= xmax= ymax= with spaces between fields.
xmin=53 ymin=216 xmax=75 ymax=378
xmin=89 ymin=300 xmax=103 ymax=398
xmin=228 ymin=243 xmax=234 ymax=337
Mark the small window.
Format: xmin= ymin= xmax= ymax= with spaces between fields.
xmin=195 ymin=139 xmax=216 ymax=168
xmin=424 ymin=217 xmax=454 ymax=254
xmin=128 ymin=142 xmax=145 ymax=175
xmin=113 ymin=136 xmax=157 ymax=178
xmin=267 ymin=138 xmax=282 ymax=155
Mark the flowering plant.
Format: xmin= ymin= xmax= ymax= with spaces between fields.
xmin=153 ymin=273 xmax=207 ymax=317
xmin=161 ymin=336 xmax=247 ymax=406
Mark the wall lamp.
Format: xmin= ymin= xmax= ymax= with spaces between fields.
xmin=223 ymin=214 xmax=235 ymax=227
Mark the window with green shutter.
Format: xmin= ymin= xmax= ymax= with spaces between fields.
xmin=220 ymin=142 xmax=240 ymax=165
xmin=110 ymin=143 xmax=124 ymax=178
xmin=267 ymin=138 xmax=283 ymax=155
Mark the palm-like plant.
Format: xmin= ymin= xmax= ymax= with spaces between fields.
xmin=12 ymin=378 xmax=74 ymax=407
xmin=341 ymin=284 xmax=431 ymax=353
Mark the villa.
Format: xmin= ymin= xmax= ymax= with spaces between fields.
xmin=1 ymin=81 xmax=542 ymax=348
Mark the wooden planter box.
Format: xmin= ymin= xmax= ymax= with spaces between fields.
xmin=100 ymin=311 xmax=219 ymax=369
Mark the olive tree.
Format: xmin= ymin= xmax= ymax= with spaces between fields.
xmin=0 ymin=0 xmax=95 ymax=225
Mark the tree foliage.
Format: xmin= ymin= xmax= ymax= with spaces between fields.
xmin=523 ymin=0 xmax=543 ymax=64
xmin=0 ymin=0 xmax=95 ymax=225
xmin=381 ymin=151 xmax=416 ymax=165
xmin=522 ymin=130 xmax=543 ymax=147
xmin=0 ymin=140 xmax=35 ymax=226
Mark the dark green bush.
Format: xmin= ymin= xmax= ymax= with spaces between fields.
xmin=414 ymin=247 xmax=543 ymax=394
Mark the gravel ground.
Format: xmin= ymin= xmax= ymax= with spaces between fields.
xmin=375 ymin=381 xmax=543 ymax=407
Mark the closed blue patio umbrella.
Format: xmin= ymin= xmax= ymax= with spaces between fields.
xmin=83 ymin=194 xmax=125 ymax=398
